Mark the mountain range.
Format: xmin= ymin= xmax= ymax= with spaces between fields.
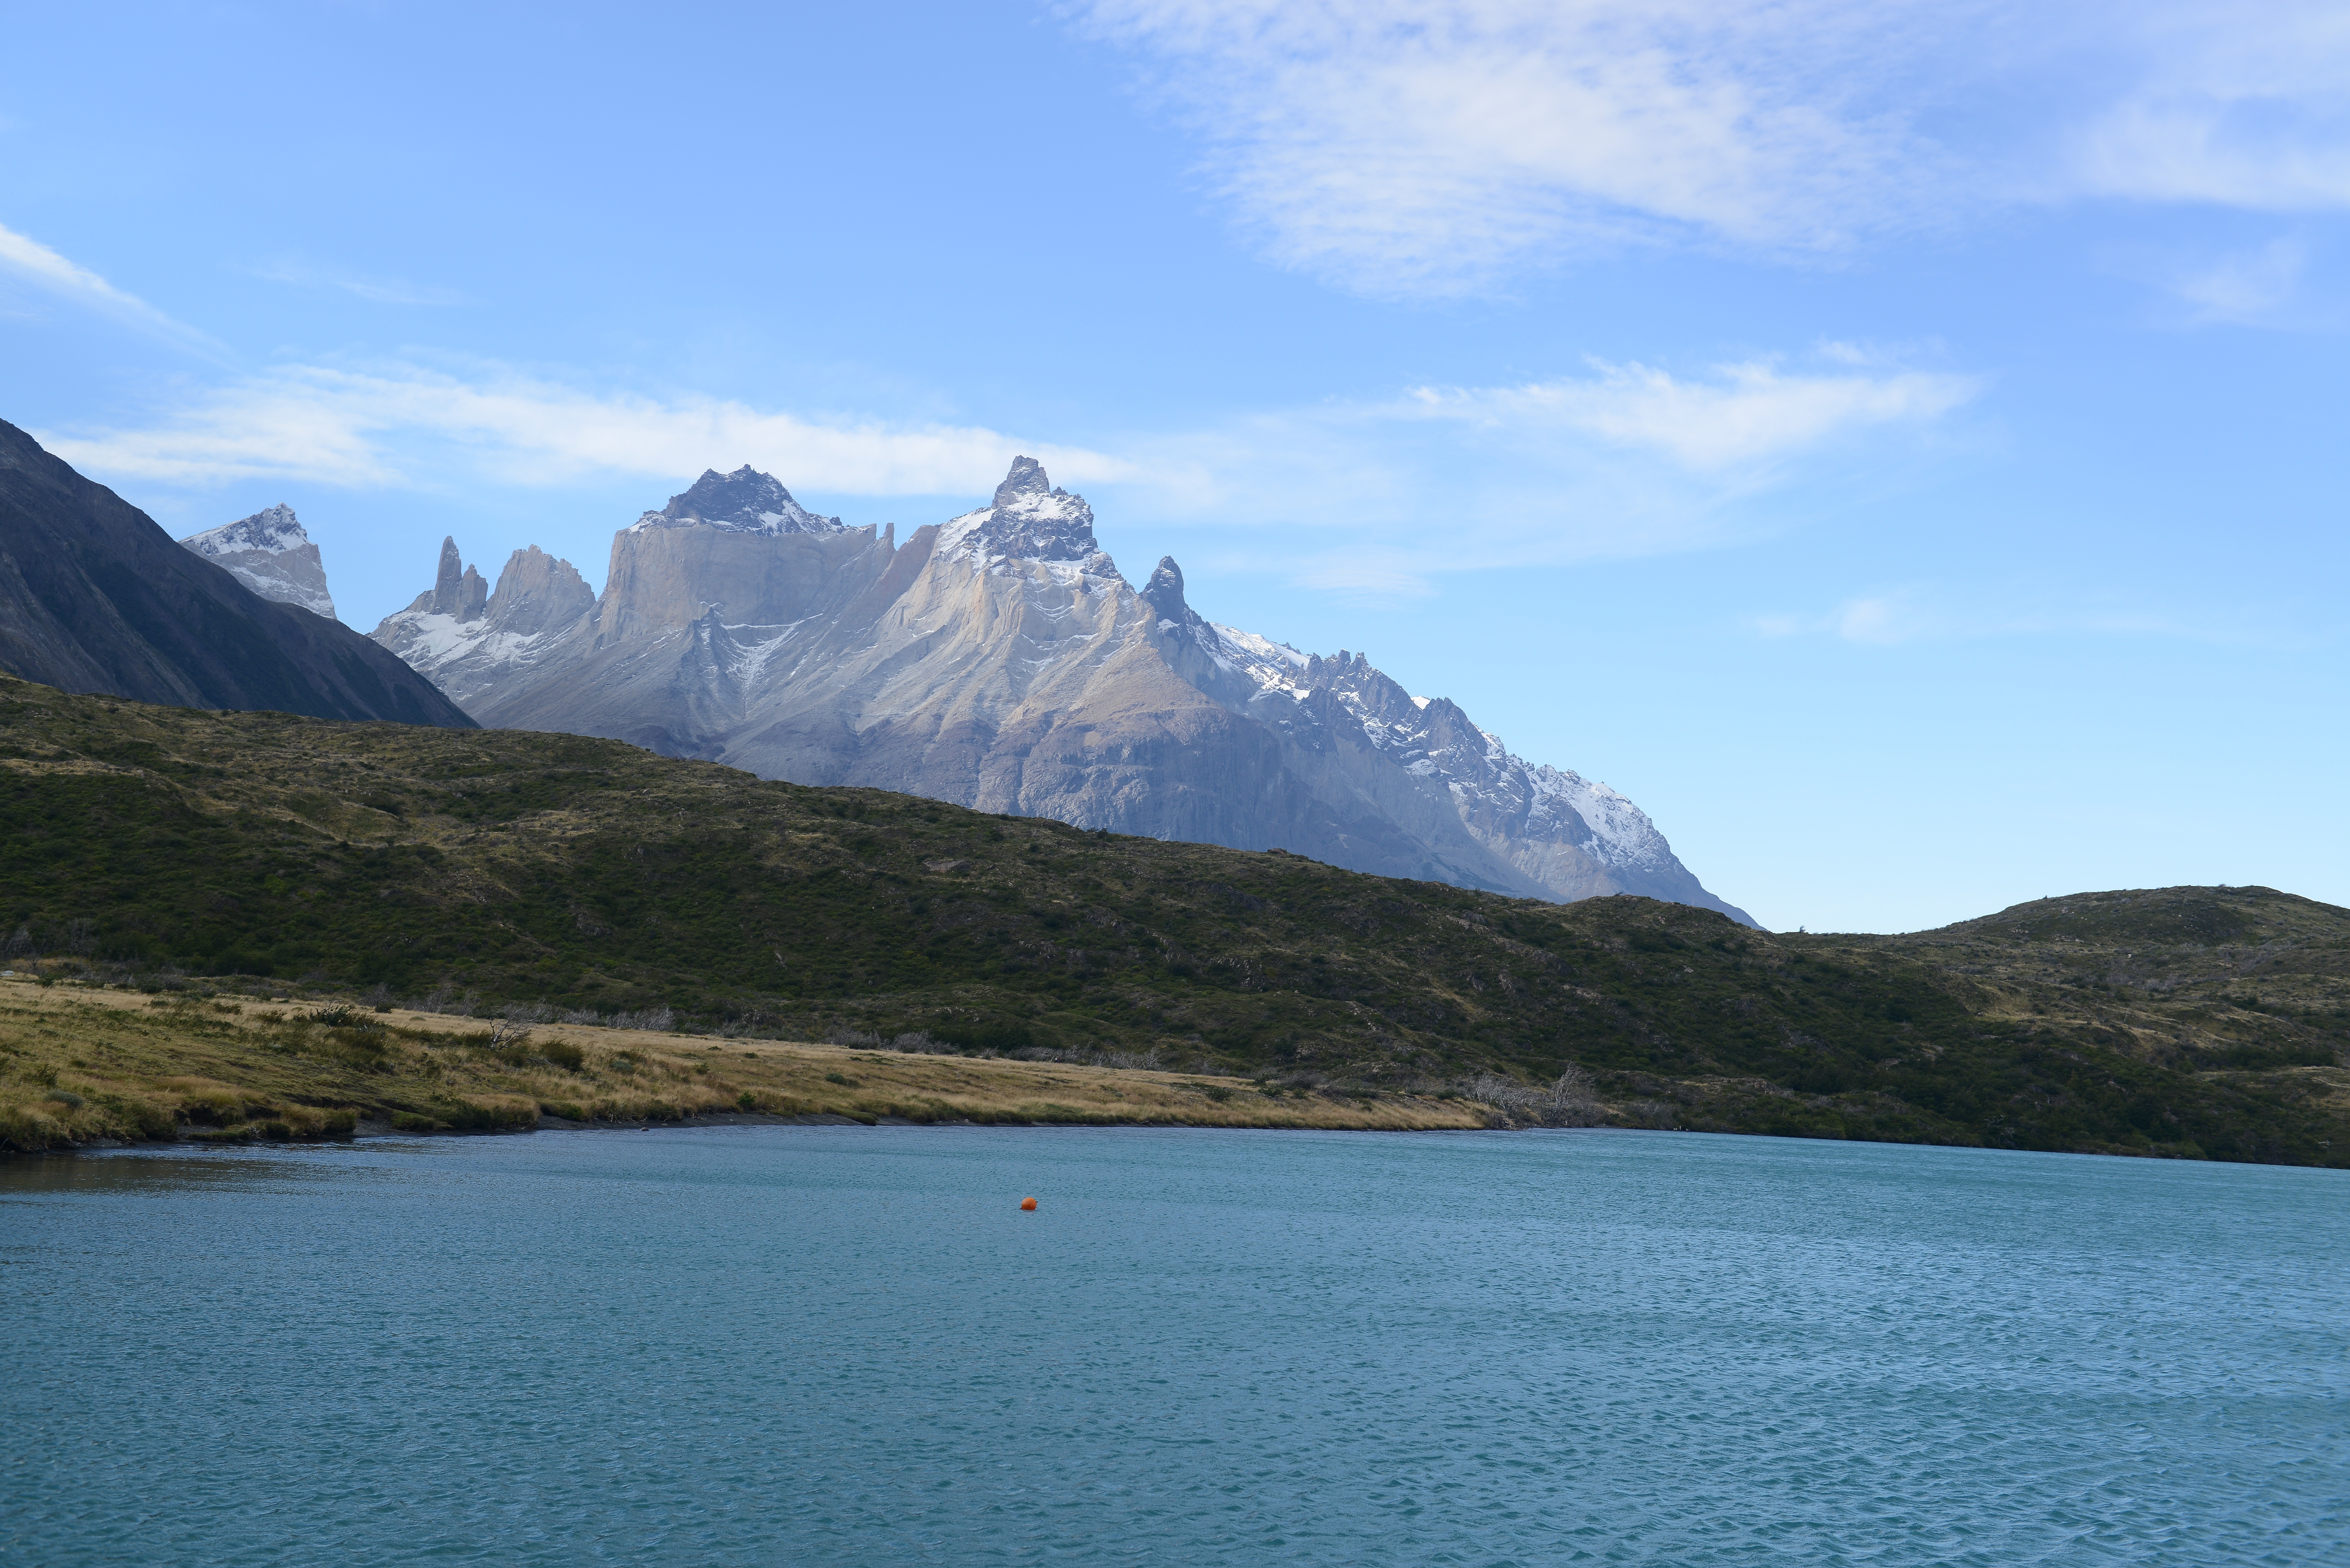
xmin=372 ymin=459 xmax=1751 ymax=921
xmin=0 ymin=420 xmax=471 ymax=727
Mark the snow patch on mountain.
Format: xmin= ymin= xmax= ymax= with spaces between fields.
xmin=370 ymin=546 xmax=593 ymax=707
xmin=182 ymin=503 xmax=307 ymax=557
xmin=1205 ymin=622 xmax=1313 ymax=696
xmin=382 ymin=612 xmax=570 ymax=688
xmin=1209 ymin=623 xmax=1307 ymax=671
xmin=715 ymin=620 xmax=809 ymax=689
xmin=1529 ymin=765 xmax=1674 ymax=873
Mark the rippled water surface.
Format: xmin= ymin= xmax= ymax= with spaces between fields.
xmin=4 ymin=1127 xmax=2343 ymax=1565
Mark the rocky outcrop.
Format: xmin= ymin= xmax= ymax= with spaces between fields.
xmin=633 ymin=465 xmax=842 ymax=535
xmin=372 ymin=543 xmax=595 ymax=712
xmin=0 ymin=418 xmax=474 ymax=727
xmin=484 ymin=546 xmax=597 ymax=637
xmin=177 ymin=504 xmax=339 ymax=620
xmin=371 ymin=459 xmax=1750 ymax=921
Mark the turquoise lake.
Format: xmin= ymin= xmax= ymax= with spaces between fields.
xmin=3 ymin=1127 xmax=2343 ymax=1565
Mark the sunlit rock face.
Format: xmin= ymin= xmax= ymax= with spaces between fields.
xmin=370 ymin=460 xmax=1752 ymax=923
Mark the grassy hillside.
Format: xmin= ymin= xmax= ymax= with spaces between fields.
xmin=3 ymin=675 xmax=2345 ymax=1164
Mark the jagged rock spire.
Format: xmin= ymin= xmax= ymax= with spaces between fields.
xmin=1141 ymin=556 xmax=1187 ymax=620
xmin=1141 ymin=554 xmax=1221 ymax=652
xmin=1137 ymin=557 xmax=1194 ymax=625
xmin=995 ymin=456 xmax=1050 ymax=507
xmin=433 ymin=536 xmax=464 ymax=606
xmin=419 ymin=536 xmax=487 ymax=622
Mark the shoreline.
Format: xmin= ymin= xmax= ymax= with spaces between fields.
xmin=0 ymin=978 xmax=1497 ymax=1154
xmin=16 ymin=978 xmax=2337 ymax=1166
xmin=36 ymin=1110 xmax=1556 ymax=1158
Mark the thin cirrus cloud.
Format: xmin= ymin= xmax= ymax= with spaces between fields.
xmin=1073 ymin=0 xmax=2350 ymax=296
xmin=1101 ymin=352 xmax=1980 ymax=595
xmin=246 ymin=257 xmax=474 ymax=307
xmin=2068 ymin=9 xmax=2350 ymax=209
xmin=1397 ymin=358 xmax=1981 ymax=470
xmin=37 ymin=363 xmax=1142 ymax=498
xmin=43 ymin=351 xmax=1975 ymax=593
xmin=1749 ymin=588 xmax=2270 ymax=647
xmin=4 ymin=225 xmax=1090 ymax=496
xmin=1077 ymin=0 xmax=1939 ymax=294
xmin=2165 ymin=239 xmax=2311 ymax=325
xmin=0 ymin=219 xmax=223 ymax=355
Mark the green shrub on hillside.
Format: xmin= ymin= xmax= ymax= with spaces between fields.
xmin=2 ymin=675 xmax=2345 ymax=1165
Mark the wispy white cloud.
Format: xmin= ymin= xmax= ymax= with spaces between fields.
xmin=1750 ymin=585 xmax=2276 ymax=646
xmin=2068 ymin=8 xmax=2350 ymax=210
xmin=0 ymin=219 xmax=222 ymax=354
xmin=1094 ymin=349 xmax=1979 ymax=597
xmin=2164 ymin=238 xmax=2311 ymax=325
xmin=1074 ymin=1 xmax=2350 ymax=296
xmin=1079 ymin=0 xmax=1944 ymax=294
xmin=1830 ymin=592 xmax=1928 ymax=645
xmin=44 ymin=347 xmax=1973 ymax=600
xmin=39 ymin=362 xmax=1140 ymax=496
xmin=1288 ymin=545 xmax=1445 ymax=599
xmin=246 ymin=257 xmax=473 ymax=307
xmin=1399 ymin=358 xmax=1980 ymax=470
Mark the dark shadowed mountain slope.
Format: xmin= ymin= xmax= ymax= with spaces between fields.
xmin=0 ymin=420 xmax=472 ymax=727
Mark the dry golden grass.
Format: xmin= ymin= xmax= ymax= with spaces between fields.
xmin=0 ymin=978 xmax=1487 ymax=1152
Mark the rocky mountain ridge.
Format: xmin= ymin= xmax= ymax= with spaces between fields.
xmin=0 ymin=419 xmax=474 ymax=727
xmin=372 ymin=460 xmax=1750 ymax=921
xmin=177 ymin=504 xmax=339 ymax=620
xmin=630 ymin=465 xmax=843 ymax=536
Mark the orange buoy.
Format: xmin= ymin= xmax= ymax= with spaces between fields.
xmin=1020 ymin=1196 xmax=1038 ymax=1211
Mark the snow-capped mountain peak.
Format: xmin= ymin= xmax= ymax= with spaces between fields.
xmin=182 ymin=502 xmax=307 ymax=557
xmin=630 ymin=466 xmax=843 ymax=536
xmin=941 ymin=456 xmax=1118 ymax=577
xmin=177 ymin=504 xmax=338 ymax=620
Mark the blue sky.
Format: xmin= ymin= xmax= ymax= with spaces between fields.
xmin=4 ymin=0 xmax=2344 ymax=933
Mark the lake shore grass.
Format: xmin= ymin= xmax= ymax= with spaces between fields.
xmin=0 ymin=977 xmax=1489 ymax=1152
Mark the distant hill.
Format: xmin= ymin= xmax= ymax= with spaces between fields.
xmin=2 ymin=674 xmax=2343 ymax=1165
xmin=0 ymin=420 xmax=469 ymax=727
xmin=371 ymin=459 xmax=1752 ymax=923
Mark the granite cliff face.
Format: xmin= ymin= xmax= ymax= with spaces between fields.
xmin=371 ymin=460 xmax=1750 ymax=920
xmin=0 ymin=418 xmax=474 ymax=727
xmin=177 ymin=504 xmax=338 ymax=620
